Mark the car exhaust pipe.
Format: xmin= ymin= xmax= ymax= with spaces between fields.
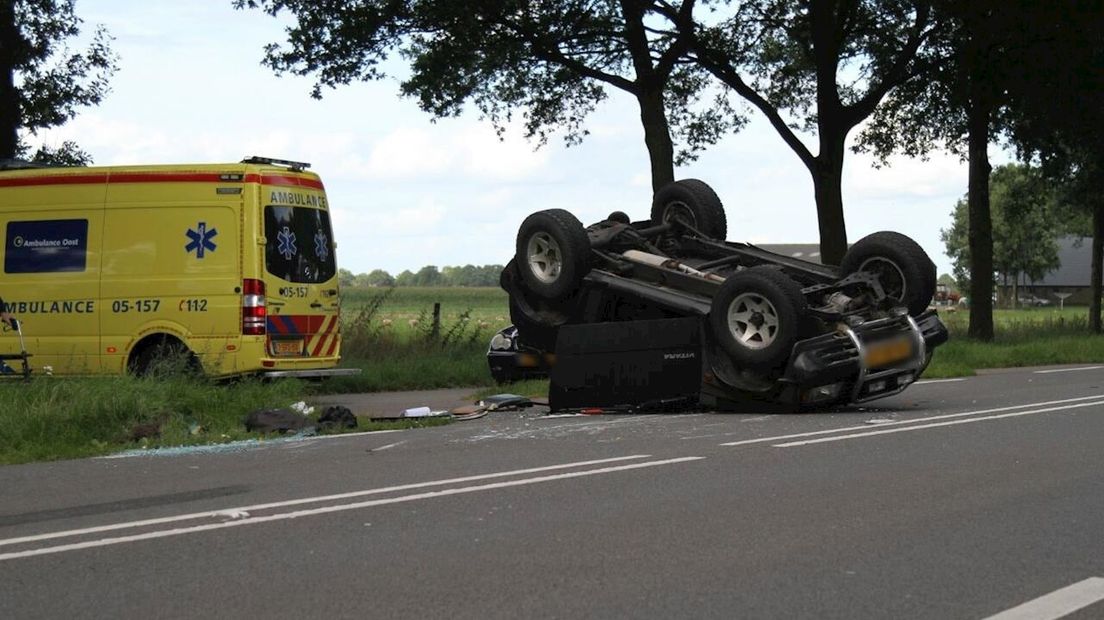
xmin=622 ymin=250 xmax=726 ymax=283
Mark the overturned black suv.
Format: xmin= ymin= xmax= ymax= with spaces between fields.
xmin=488 ymin=179 xmax=947 ymax=410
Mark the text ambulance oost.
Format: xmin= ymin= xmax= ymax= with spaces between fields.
xmin=0 ymin=156 xmax=359 ymax=378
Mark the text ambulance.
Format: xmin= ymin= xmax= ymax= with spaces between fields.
xmin=0 ymin=156 xmax=357 ymax=378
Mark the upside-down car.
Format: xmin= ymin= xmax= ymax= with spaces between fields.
xmin=488 ymin=179 xmax=947 ymax=409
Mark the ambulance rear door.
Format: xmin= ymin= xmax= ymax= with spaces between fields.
xmin=260 ymin=195 xmax=339 ymax=361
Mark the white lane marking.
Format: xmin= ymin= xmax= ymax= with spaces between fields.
xmin=720 ymin=393 xmax=1104 ymax=447
xmin=775 ymin=399 xmax=1104 ymax=447
xmin=1035 ymin=366 xmax=1104 ymax=375
xmin=0 ymin=457 xmax=705 ymax=561
xmin=983 ymin=577 xmax=1104 ymax=620
xmin=914 ymin=378 xmax=968 ymax=385
xmin=99 ymin=429 xmax=405 ymax=459
xmin=369 ymin=441 xmax=406 ymax=452
xmin=0 ymin=455 xmax=651 ymax=548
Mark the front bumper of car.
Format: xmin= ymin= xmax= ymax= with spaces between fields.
xmin=487 ymin=326 xmax=556 ymax=384
xmin=780 ymin=309 xmax=948 ymax=405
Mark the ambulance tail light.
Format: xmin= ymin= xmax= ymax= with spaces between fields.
xmin=242 ymin=278 xmax=266 ymax=335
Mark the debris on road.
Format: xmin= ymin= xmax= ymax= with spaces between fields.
xmin=478 ymin=394 xmax=535 ymax=411
xmin=244 ymin=408 xmax=313 ymax=434
xmin=317 ymin=405 xmax=357 ymax=431
xmin=290 ymin=401 xmax=315 ymax=416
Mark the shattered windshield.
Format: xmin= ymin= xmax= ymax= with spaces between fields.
xmin=264 ymin=206 xmax=336 ymax=284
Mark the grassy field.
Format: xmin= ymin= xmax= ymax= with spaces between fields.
xmin=331 ymin=286 xmax=508 ymax=393
xmin=3 ymin=289 xmax=1102 ymax=464
xmin=0 ymin=287 xmax=506 ymax=464
xmin=925 ymin=306 xmax=1104 ymax=377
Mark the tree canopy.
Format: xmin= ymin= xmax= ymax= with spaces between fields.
xmin=0 ymin=0 xmax=117 ymax=162
xmin=855 ymin=0 xmax=1104 ymax=338
xmin=665 ymin=0 xmax=939 ymax=264
xmin=941 ymin=164 xmax=1062 ymax=303
xmin=237 ymin=0 xmax=743 ymax=190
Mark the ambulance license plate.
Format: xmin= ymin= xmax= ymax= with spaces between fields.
xmin=272 ymin=339 xmax=304 ymax=356
xmin=864 ymin=337 xmax=913 ymax=368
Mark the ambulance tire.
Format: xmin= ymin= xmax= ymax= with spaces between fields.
xmin=129 ymin=337 xmax=202 ymax=378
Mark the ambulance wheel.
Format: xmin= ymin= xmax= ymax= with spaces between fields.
xmin=651 ymin=179 xmax=727 ymax=240
xmin=129 ymin=337 xmax=202 ymax=377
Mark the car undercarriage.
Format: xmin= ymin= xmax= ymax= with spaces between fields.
xmin=489 ymin=179 xmax=948 ymax=410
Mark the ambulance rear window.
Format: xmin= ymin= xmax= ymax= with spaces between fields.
xmin=263 ymin=206 xmax=336 ymax=283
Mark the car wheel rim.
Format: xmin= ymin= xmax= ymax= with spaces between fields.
xmin=527 ymin=232 xmax=563 ymax=284
xmin=859 ymin=257 xmax=907 ymax=303
xmin=727 ymin=293 xmax=780 ymax=350
xmin=662 ymin=201 xmax=697 ymax=228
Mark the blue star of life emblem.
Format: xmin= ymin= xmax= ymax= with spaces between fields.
xmin=314 ymin=231 xmax=329 ymax=262
xmin=277 ymin=226 xmax=297 ymax=260
xmin=185 ymin=222 xmax=218 ymax=258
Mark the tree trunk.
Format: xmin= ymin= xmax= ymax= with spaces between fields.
xmin=0 ymin=0 xmax=20 ymax=159
xmin=620 ymin=1 xmax=675 ymax=193
xmin=636 ymin=87 xmax=675 ymax=192
xmin=966 ymin=95 xmax=994 ymax=341
xmin=1090 ymin=199 xmax=1103 ymax=333
xmin=812 ymin=136 xmax=848 ymax=265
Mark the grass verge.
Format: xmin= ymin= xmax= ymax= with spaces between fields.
xmin=0 ymin=375 xmax=448 ymax=465
xmin=924 ymin=334 xmax=1104 ymax=378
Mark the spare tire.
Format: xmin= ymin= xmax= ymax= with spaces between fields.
xmin=709 ymin=266 xmax=807 ymax=371
xmin=515 ymin=209 xmax=591 ymax=301
xmin=840 ymin=231 xmax=936 ymax=316
xmin=650 ymin=179 xmax=727 ymax=240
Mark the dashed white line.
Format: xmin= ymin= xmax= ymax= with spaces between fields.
xmin=0 ymin=455 xmax=652 ymax=549
xmin=774 ymin=399 xmax=1104 ymax=447
xmin=1034 ymin=366 xmax=1104 ymax=375
xmin=0 ymin=457 xmax=705 ymax=561
xmin=914 ymin=377 xmax=968 ymax=385
xmin=720 ymin=394 xmax=1104 ymax=447
xmin=983 ymin=577 xmax=1104 ymax=620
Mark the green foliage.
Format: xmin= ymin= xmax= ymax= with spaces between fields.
xmin=941 ymin=164 xmax=1062 ymax=293
xmin=235 ymin=0 xmax=743 ymax=184
xmin=928 ymin=308 xmax=1104 ymax=377
xmin=674 ymin=0 xmax=938 ymax=264
xmin=1 ymin=0 xmax=118 ymax=159
xmin=361 ymin=268 xmax=395 ymax=287
xmin=343 ymin=265 xmax=503 ymax=288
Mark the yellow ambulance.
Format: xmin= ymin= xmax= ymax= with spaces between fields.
xmin=0 ymin=156 xmax=357 ymax=378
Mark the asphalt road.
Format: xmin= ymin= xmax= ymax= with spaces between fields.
xmin=4 ymin=366 xmax=1104 ymax=619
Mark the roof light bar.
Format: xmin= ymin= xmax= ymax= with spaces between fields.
xmin=240 ymin=156 xmax=311 ymax=171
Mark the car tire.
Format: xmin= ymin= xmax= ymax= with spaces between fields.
xmin=840 ymin=231 xmax=936 ymax=317
xmin=515 ymin=209 xmax=591 ymax=301
xmin=650 ymin=179 xmax=728 ymax=240
xmin=710 ymin=266 xmax=807 ymax=371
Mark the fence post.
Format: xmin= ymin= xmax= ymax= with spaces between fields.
xmin=431 ymin=302 xmax=441 ymax=340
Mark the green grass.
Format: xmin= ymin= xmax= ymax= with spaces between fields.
xmin=341 ymin=286 xmax=508 ymax=323
xmin=0 ymin=375 xmax=304 ymax=464
xmin=925 ymin=306 xmax=1104 ymax=377
xmin=469 ymin=379 xmax=550 ymax=401
xmin=0 ymin=373 xmax=455 ymax=465
xmin=6 ymin=291 xmax=1102 ymax=465
xmin=325 ymin=286 xmax=507 ymax=393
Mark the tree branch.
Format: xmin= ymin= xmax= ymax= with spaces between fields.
xmin=844 ymin=3 xmax=932 ymax=126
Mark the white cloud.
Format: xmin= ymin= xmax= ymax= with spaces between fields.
xmin=844 ymin=152 xmax=968 ymax=201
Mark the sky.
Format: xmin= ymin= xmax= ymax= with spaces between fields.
xmin=26 ymin=0 xmax=1005 ymax=278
